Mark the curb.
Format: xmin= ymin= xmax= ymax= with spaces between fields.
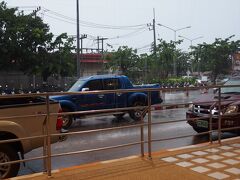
xmin=153 ymin=104 xmax=189 ymax=111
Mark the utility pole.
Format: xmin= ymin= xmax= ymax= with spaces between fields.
xmin=76 ymin=0 xmax=80 ymax=78
xmin=30 ymin=6 xmax=41 ymax=18
xmin=80 ymin=34 xmax=87 ymax=54
xmin=79 ymin=34 xmax=87 ymax=76
xmin=100 ymin=37 xmax=108 ymax=53
xmin=97 ymin=36 xmax=100 ymax=53
xmin=98 ymin=37 xmax=108 ymax=73
xmin=153 ymin=9 xmax=157 ymax=57
xmin=147 ymin=9 xmax=157 ymax=56
xmin=147 ymin=8 xmax=157 ymax=82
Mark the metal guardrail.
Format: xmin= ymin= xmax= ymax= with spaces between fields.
xmin=0 ymin=84 xmax=240 ymax=178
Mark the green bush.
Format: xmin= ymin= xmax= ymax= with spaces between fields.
xmin=149 ymin=77 xmax=197 ymax=86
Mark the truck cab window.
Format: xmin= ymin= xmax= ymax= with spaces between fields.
xmin=84 ymin=80 xmax=103 ymax=91
xmin=103 ymin=79 xmax=120 ymax=90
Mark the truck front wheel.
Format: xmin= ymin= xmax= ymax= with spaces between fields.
xmin=129 ymin=101 xmax=146 ymax=121
xmin=62 ymin=108 xmax=73 ymax=129
xmin=0 ymin=144 xmax=20 ymax=178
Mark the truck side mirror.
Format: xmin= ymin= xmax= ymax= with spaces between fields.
xmin=82 ymin=87 xmax=89 ymax=92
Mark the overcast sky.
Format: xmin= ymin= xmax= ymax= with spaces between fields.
xmin=5 ymin=0 xmax=240 ymax=53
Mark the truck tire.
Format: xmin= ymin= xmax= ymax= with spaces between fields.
xmin=129 ymin=101 xmax=146 ymax=121
xmin=192 ymin=126 xmax=208 ymax=133
xmin=62 ymin=108 xmax=73 ymax=129
xmin=0 ymin=144 xmax=20 ymax=178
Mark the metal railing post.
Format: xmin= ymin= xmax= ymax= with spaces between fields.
xmin=46 ymin=95 xmax=52 ymax=176
xmin=209 ymin=108 xmax=213 ymax=144
xmin=217 ymin=87 xmax=222 ymax=144
xmin=147 ymin=91 xmax=152 ymax=159
xmin=186 ymin=86 xmax=189 ymax=97
xmin=140 ymin=113 xmax=144 ymax=157
xmin=43 ymin=116 xmax=47 ymax=172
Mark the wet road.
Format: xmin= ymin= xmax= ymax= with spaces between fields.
xmin=19 ymin=90 xmax=237 ymax=176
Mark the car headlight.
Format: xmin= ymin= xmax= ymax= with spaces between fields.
xmin=188 ymin=104 xmax=194 ymax=111
xmin=225 ymin=105 xmax=239 ymax=114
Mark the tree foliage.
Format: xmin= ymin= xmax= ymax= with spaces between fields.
xmin=105 ymin=46 xmax=141 ymax=81
xmin=0 ymin=2 xmax=75 ymax=82
xmin=1 ymin=1 xmax=240 ymax=86
xmin=191 ymin=36 xmax=240 ymax=83
xmin=106 ymin=40 xmax=189 ymax=83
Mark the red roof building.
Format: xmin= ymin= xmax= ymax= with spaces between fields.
xmin=77 ymin=53 xmax=109 ymax=76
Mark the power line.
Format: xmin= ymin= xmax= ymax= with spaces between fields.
xmin=8 ymin=6 xmax=39 ymax=9
xmin=108 ymin=28 xmax=147 ymax=40
xmin=43 ymin=12 xmax=146 ymax=31
xmin=41 ymin=7 xmax=147 ymax=30
xmin=6 ymin=6 xmax=153 ymax=52
xmin=11 ymin=5 xmax=146 ymax=30
xmin=43 ymin=13 xmax=76 ymax=25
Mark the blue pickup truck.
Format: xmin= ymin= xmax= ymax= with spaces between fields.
xmin=52 ymin=75 xmax=162 ymax=129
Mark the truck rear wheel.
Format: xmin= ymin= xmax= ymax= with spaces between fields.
xmin=0 ymin=144 xmax=20 ymax=178
xmin=129 ymin=101 xmax=146 ymax=121
xmin=62 ymin=108 xmax=73 ymax=129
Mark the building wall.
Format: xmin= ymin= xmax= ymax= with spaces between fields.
xmin=80 ymin=62 xmax=104 ymax=77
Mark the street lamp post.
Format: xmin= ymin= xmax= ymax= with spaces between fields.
xmin=178 ymin=35 xmax=203 ymax=48
xmin=178 ymin=35 xmax=203 ymax=74
xmin=157 ymin=24 xmax=191 ymax=76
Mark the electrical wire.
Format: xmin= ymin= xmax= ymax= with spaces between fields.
xmin=8 ymin=6 xmax=38 ymax=9
xmin=6 ymin=6 xmax=153 ymax=51
xmin=41 ymin=7 xmax=147 ymax=30
xmin=43 ymin=13 xmax=76 ymax=25
xmin=108 ymin=28 xmax=147 ymax=40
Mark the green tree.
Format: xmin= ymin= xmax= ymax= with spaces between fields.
xmin=176 ymin=50 xmax=190 ymax=76
xmin=106 ymin=46 xmax=140 ymax=80
xmin=0 ymin=2 xmax=20 ymax=70
xmin=0 ymin=2 xmax=75 ymax=83
xmin=31 ymin=33 xmax=75 ymax=82
xmin=191 ymin=36 xmax=240 ymax=83
xmin=154 ymin=39 xmax=177 ymax=78
xmin=0 ymin=2 xmax=53 ymax=73
xmin=148 ymin=39 xmax=188 ymax=79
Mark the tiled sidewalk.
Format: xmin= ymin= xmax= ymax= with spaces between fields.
xmin=160 ymin=141 xmax=240 ymax=179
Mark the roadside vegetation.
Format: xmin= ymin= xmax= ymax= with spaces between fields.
xmin=1 ymin=1 xmax=240 ymax=88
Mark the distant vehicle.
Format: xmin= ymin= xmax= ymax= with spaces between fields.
xmin=187 ymin=78 xmax=240 ymax=134
xmin=52 ymin=75 xmax=163 ymax=129
xmin=0 ymin=96 xmax=65 ymax=178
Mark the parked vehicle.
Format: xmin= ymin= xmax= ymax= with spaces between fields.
xmin=0 ymin=96 xmax=65 ymax=178
xmin=187 ymin=78 xmax=240 ymax=134
xmin=52 ymin=75 xmax=163 ymax=129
